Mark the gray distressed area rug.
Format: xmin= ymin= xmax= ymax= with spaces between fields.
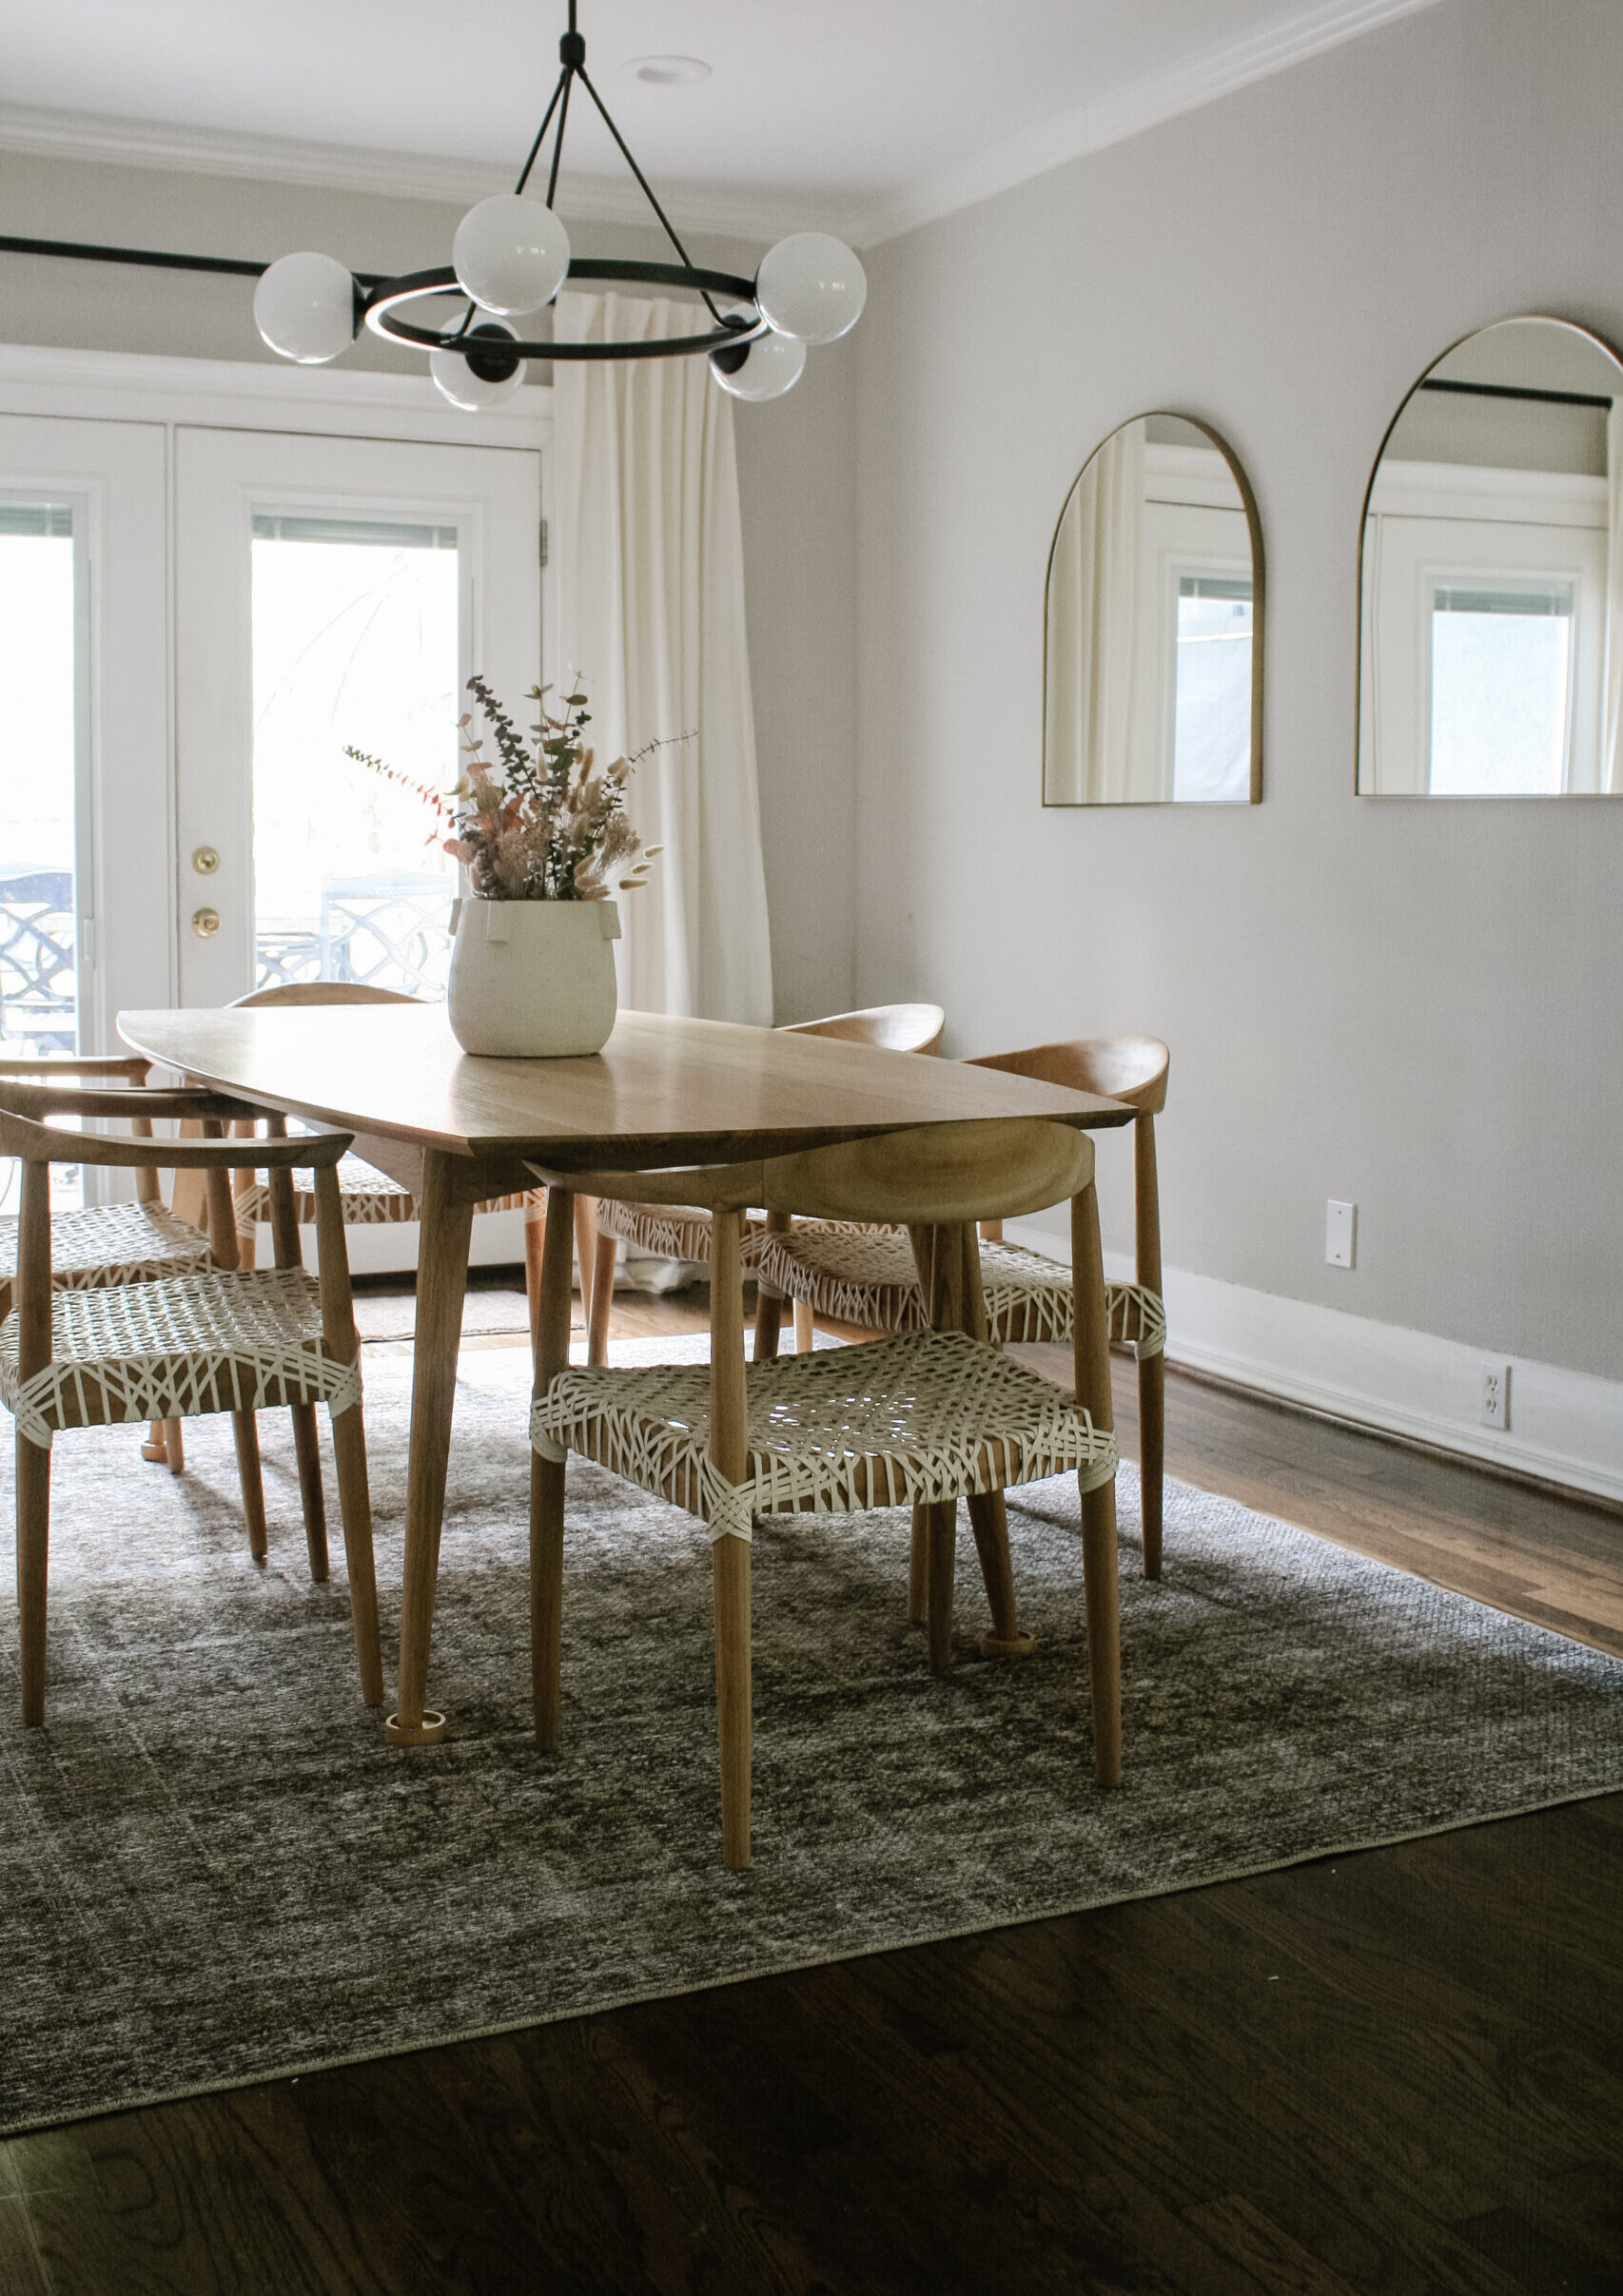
xmin=2 ymin=1341 xmax=1621 ymax=2137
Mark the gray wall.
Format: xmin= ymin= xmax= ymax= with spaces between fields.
xmin=0 ymin=151 xmax=859 ymax=1022
xmin=852 ymin=0 xmax=1623 ymax=1380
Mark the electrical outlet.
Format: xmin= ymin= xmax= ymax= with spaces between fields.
xmin=1479 ymin=1362 xmax=1511 ymax=1431
xmin=1325 ymin=1200 xmax=1356 ymax=1269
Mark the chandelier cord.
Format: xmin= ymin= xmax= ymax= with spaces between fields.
xmin=512 ymin=65 xmax=572 ymax=199
xmin=543 ymin=68 xmax=575 ymax=210
xmin=575 ymin=66 xmax=726 ymax=326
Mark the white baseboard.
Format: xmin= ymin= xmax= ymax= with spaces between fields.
xmin=1003 ymin=1217 xmax=1623 ymax=1509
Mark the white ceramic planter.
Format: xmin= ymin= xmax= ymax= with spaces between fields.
xmin=446 ymin=897 xmax=621 ymax=1058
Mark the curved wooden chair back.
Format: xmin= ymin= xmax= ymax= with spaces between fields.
xmin=231 ymin=983 xmax=420 ymax=1009
xmin=536 ymin=1119 xmax=1093 ymax=1230
xmin=0 ymin=1054 xmax=153 ymax=1084
xmin=784 ymin=1003 xmax=946 ymax=1057
xmin=757 ymin=1119 xmax=1091 ymax=1227
xmin=969 ymin=1034 xmax=1168 ymax=1114
xmin=1 ymin=1057 xmax=183 ymax=1209
xmin=0 ymin=1086 xmax=350 ymax=1316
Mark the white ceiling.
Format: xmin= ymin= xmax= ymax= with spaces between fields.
xmin=1 ymin=0 xmax=1443 ymax=245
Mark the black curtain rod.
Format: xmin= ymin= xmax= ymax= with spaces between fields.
xmin=0 ymin=233 xmax=384 ymax=289
xmin=1419 ymin=377 xmax=1613 ymax=410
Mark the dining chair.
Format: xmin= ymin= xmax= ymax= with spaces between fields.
xmin=753 ymin=1037 xmax=1171 ymax=1576
xmin=587 ymin=1002 xmax=947 ymax=1366
xmin=1 ymin=1053 xmax=238 ymax=1475
xmin=526 ymin=1115 xmax=1122 ymax=1869
xmin=223 ymin=981 xmax=596 ymax=1347
xmin=0 ymin=1080 xmax=383 ymax=1725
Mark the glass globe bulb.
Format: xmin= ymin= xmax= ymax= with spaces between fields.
xmin=708 ymin=329 xmax=807 ymax=402
xmin=754 ymin=234 xmax=867 ymax=346
xmin=431 ymin=322 xmax=527 ymax=412
xmin=453 ymin=194 xmax=571 ymax=317
xmin=253 ymin=251 xmax=357 ymax=364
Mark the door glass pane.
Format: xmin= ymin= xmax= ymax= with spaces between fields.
xmin=0 ymin=501 xmax=81 ymax=1212
xmin=250 ymin=514 xmax=460 ymax=995
xmin=1173 ymin=573 xmax=1253 ymax=802
xmin=1429 ymin=580 xmax=1573 ymax=795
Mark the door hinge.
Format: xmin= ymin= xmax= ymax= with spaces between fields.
xmin=539 ymin=516 xmax=549 ymax=569
xmin=79 ymin=915 xmax=96 ymax=966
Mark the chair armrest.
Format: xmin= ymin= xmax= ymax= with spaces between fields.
xmin=0 ymin=1099 xmax=352 ymax=1170
xmin=0 ymin=1084 xmax=258 ymax=1124
xmin=0 ymin=1055 xmax=151 ymax=1082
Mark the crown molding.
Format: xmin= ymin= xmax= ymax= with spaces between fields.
xmin=0 ymin=102 xmax=844 ymax=246
xmin=0 ymin=1 xmax=1442 ymax=258
xmin=851 ymin=0 xmax=1448 ymax=247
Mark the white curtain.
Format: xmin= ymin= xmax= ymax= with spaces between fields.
xmin=553 ymin=292 xmax=773 ymax=1021
xmin=1044 ymin=420 xmax=1154 ymax=803
xmin=1603 ymin=401 xmax=1623 ymax=793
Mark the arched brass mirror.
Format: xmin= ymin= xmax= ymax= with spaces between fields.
xmin=1043 ymin=413 xmax=1263 ymax=805
xmin=1358 ymin=315 xmax=1623 ymax=795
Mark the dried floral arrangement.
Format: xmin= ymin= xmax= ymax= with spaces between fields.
xmin=346 ymin=674 xmax=673 ymax=900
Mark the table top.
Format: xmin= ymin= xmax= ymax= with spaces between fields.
xmin=118 ymin=1005 xmax=1134 ymax=1170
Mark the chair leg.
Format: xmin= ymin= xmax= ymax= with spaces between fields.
xmin=523 ymin=1206 xmax=546 ymax=1353
xmin=793 ymin=1299 xmax=814 ymax=1355
xmin=588 ymin=1226 xmax=616 ymax=1366
xmin=908 ymin=1504 xmax=929 ymax=1624
xmin=967 ymin=1489 xmax=1034 ymax=1656
xmin=1080 ymin=1478 xmax=1123 ymax=1788
xmin=142 ymin=1419 xmax=168 ymax=1465
xmin=713 ymin=1534 xmax=753 ymax=1870
xmin=289 ymin=1404 xmax=329 ymax=1582
xmin=162 ymin=1417 xmax=185 ymax=1474
xmin=926 ymin=1499 xmax=956 ymax=1676
xmin=571 ymin=1193 xmax=598 ymax=1333
xmin=753 ymin=1282 xmax=784 ymax=1363
xmin=232 ymin=1411 xmax=268 ymax=1563
xmin=531 ymin=1187 xmax=577 ymax=1751
xmin=1138 ymin=1352 xmax=1164 ymax=1581
xmin=17 ymin=1432 xmax=49 ymax=1726
xmin=328 ymin=1404 xmax=384 ymax=1707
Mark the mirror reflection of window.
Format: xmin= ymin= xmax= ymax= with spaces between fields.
xmin=1429 ymin=581 xmax=1573 ymax=795
xmin=1174 ymin=575 xmax=1254 ymax=801
xmin=1358 ymin=317 xmax=1623 ymax=796
xmin=1044 ymin=414 xmax=1262 ymax=806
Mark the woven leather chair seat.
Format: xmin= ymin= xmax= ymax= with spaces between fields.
xmin=0 ymin=1266 xmax=362 ymax=1447
xmin=534 ymin=1328 xmax=1118 ymax=1543
xmin=595 ymin=1195 xmax=768 ymax=1268
xmin=756 ymin=1227 xmax=1166 ymax=1359
xmin=235 ymin=1156 xmax=536 ymax=1231
xmin=0 ymin=1199 xmax=212 ymax=1304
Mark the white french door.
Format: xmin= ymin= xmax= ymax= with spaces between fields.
xmin=174 ymin=428 xmax=544 ymax=1005
xmin=0 ymin=416 xmax=170 ymax=1060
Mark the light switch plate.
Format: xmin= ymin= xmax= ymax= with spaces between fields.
xmin=1325 ymin=1200 xmax=1356 ymax=1269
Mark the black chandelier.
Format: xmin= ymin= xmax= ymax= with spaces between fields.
xmin=253 ymin=0 xmax=866 ymax=410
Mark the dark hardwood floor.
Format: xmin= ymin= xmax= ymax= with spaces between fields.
xmin=4 ymin=1293 xmax=1620 ymax=2295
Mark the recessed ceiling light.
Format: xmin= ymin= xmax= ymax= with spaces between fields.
xmin=626 ymin=54 xmax=711 ymax=87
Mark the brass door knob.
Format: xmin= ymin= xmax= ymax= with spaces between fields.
xmin=192 ymin=846 xmax=220 ymax=876
xmin=191 ymin=906 xmax=222 ymax=939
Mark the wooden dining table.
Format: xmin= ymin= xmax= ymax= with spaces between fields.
xmin=119 ymin=1002 xmax=1135 ymax=1741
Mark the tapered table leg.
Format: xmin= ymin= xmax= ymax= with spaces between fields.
xmin=387 ymin=1148 xmax=475 ymax=1745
